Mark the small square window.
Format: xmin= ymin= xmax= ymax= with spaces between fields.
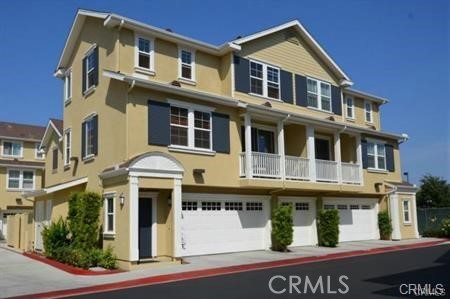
xmin=350 ymin=205 xmax=359 ymax=210
xmin=182 ymin=201 xmax=198 ymax=211
xmin=324 ymin=204 xmax=335 ymax=210
xmin=246 ymin=202 xmax=263 ymax=211
xmin=337 ymin=204 xmax=348 ymax=210
xmin=201 ymin=201 xmax=221 ymax=211
xmin=361 ymin=205 xmax=371 ymax=210
xmin=225 ymin=202 xmax=243 ymax=211
xmin=295 ymin=202 xmax=309 ymax=211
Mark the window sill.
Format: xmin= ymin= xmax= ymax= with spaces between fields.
xmin=103 ymin=232 xmax=116 ymax=239
xmin=134 ymin=67 xmax=155 ymax=76
xmin=82 ymin=155 xmax=95 ymax=163
xmin=83 ymin=86 xmax=96 ymax=98
xmin=367 ymin=168 xmax=388 ymax=174
xmin=168 ymin=145 xmax=216 ymax=156
xmin=346 ymin=117 xmax=355 ymax=122
xmin=248 ymin=93 xmax=282 ymax=102
xmin=7 ymin=188 xmax=34 ymax=192
xmin=63 ymin=164 xmax=71 ymax=171
xmin=64 ymin=98 xmax=72 ymax=107
xmin=178 ymin=77 xmax=197 ymax=86
xmin=307 ymin=106 xmax=334 ymax=115
xmin=1 ymin=155 xmax=23 ymax=159
xmin=403 ymin=222 xmax=412 ymax=226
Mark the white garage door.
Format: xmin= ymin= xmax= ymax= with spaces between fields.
xmin=323 ymin=198 xmax=379 ymax=242
xmin=180 ymin=193 xmax=270 ymax=256
xmin=279 ymin=197 xmax=318 ymax=247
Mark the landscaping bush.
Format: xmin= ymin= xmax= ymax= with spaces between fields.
xmin=440 ymin=218 xmax=450 ymax=238
xmin=422 ymin=218 xmax=450 ymax=238
xmin=42 ymin=218 xmax=71 ymax=259
xmin=378 ymin=211 xmax=393 ymax=240
xmin=318 ymin=209 xmax=339 ymax=247
xmin=98 ymin=246 xmax=117 ymax=269
xmin=271 ymin=204 xmax=293 ymax=251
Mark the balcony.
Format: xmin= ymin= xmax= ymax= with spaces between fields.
xmin=240 ymin=152 xmax=362 ymax=184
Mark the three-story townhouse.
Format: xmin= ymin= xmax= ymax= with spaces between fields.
xmin=28 ymin=10 xmax=419 ymax=269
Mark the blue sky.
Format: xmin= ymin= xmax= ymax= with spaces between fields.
xmin=0 ymin=0 xmax=448 ymax=183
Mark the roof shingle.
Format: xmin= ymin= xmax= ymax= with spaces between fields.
xmin=0 ymin=121 xmax=46 ymax=141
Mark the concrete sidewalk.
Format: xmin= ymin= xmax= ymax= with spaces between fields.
xmin=0 ymin=238 xmax=445 ymax=298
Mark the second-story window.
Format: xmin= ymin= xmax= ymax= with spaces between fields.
xmin=82 ymin=115 xmax=98 ymax=160
xmin=136 ymin=36 xmax=154 ymax=72
xmin=179 ymin=49 xmax=195 ymax=81
xmin=346 ymin=97 xmax=354 ymax=119
xmin=194 ymin=111 xmax=211 ymax=149
xmin=64 ymin=129 xmax=71 ymax=166
xmin=64 ymin=69 xmax=72 ymax=102
xmin=365 ymin=101 xmax=373 ymax=123
xmin=307 ymin=78 xmax=331 ymax=112
xmin=249 ymin=61 xmax=280 ymax=100
xmin=7 ymin=169 xmax=34 ymax=190
xmin=367 ymin=140 xmax=386 ymax=170
xmin=170 ymin=107 xmax=189 ymax=146
xmin=35 ymin=143 xmax=44 ymax=160
xmin=2 ymin=140 xmax=22 ymax=158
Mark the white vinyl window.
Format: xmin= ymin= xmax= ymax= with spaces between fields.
xmin=83 ymin=117 xmax=96 ymax=158
xmin=35 ymin=143 xmax=44 ymax=160
xmin=7 ymin=169 xmax=34 ymax=190
xmin=307 ymin=78 xmax=332 ymax=112
xmin=2 ymin=140 xmax=22 ymax=158
xmin=64 ymin=129 xmax=71 ymax=166
xmin=179 ymin=49 xmax=195 ymax=81
xmin=64 ymin=69 xmax=72 ymax=102
xmin=367 ymin=140 xmax=386 ymax=170
xmin=249 ymin=60 xmax=280 ymax=100
xmin=170 ymin=103 xmax=212 ymax=151
xmin=85 ymin=49 xmax=96 ymax=91
xmin=402 ymin=200 xmax=411 ymax=224
xmin=346 ymin=97 xmax=354 ymax=119
xmin=135 ymin=36 xmax=154 ymax=72
xmin=104 ymin=195 xmax=115 ymax=234
xmin=365 ymin=101 xmax=373 ymax=123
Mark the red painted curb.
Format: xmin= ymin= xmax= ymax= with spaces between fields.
xmin=22 ymin=252 xmax=125 ymax=276
xmin=10 ymin=239 xmax=448 ymax=299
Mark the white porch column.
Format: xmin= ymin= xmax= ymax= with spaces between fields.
xmin=355 ymin=134 xmax=364 ymax=185
xmin=244 ymin=113 xmax=252 ymax=179
xmin=389 ymin=193 xmax=401 ymax=240
xmin=306 ymin=126 xmax=316 ymax=182
xmin=334 ymin=131 xmax=342 ymax=184
xmin=129 ymin=175 xmax=139 ymax=261
xmin=172 ymin=178 xmax=183 ymax=257
xmin=277 ymin=120 xmax=286 ymax=180
xmin=411 ymin=194 xmax=420 ymax=238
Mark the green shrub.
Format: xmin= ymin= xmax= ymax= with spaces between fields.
xmin=98 ymin=246 xmax=117 ymax=269
xmin=42 ymin=218 xmax=71 ymax=259
xmin=422 ymin=229 xmax=444 ymax=238
xmin=271 ymin=204 xmax=293 ymax=251
xmin=378 ymin=211 xmax=393 ymax=240
xmin=440 ymin=218 xmax=450 ymax=237
xmin=318 ymin=209 xmax=339 ymax=247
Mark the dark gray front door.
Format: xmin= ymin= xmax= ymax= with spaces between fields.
xmin=139 ymin=198 xmax=152 ymax=259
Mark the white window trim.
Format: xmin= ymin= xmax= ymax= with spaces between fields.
xmin=103 ymin=193 xmax=116 ymax=235
xmin=6 ymin=168 xmax=35 ymax=191
xmin=402 ymin=199 xmax=411 ymax=224
xmin=35 ymin=143 xmax=45 ymax=160
xmin=1 ymin=140 xmax=23 ymax=158
xmin=366 ymin=138 xmax=387 ymax=171
xmin=306 ymin=77 xmax=332 ymax=112
xmin=134 ymin=34 xmax=155 ymax=74
xmin=168 ymin=100 xmax=214 ymax=151
xmin=83 ymin=45 xmax=97 ymax=94
xmin=365 ymin=100 xmax=373 ymax=123
xmin=178 ymin=47 xmax=196 ymax=83
xmin=64 ymin=128 xmax=72 ymax=166
xmin=82 ymin=114 xmax=97 ymax=160
xmin=248 ymin=59 xmax=281 ymax=101
xmin=345 ymin=96 xmax=355 ymax=120
xmin=64 ymin=68 xmax=72 ymax=103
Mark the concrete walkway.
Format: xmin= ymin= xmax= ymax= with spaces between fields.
xmin=0 ymin=238 xmax=445 ymax=298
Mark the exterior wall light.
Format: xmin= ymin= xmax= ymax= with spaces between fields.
xmin=119 ymin=193 xmax=125 ymax=206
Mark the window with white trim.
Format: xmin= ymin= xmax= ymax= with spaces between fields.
xmin=249 ymin=60 xmax=280 ymax=99
xmin=2 ymin=140 xmax=22 ymax=157
xmin=85 ymin=50 xmax=96 ymax=91
xmin=135 ymin=36 xmax=154 ymax=71
xmin=367 ymin=140 xmax=386 ymax=170
xmin=179 ymin=49 xmax=195 ymax=81
xmin=64 ymin=69 xmax=72 ymax=102
xmin=64 ymin=129 xmax=71 ymax=166
xmin=104 ymin=195 xmax=115 ymax=234
xmin=307 ymin=78 xmax=332 ymax=112
xmin=83 ymin=117 xmax=96 ymax=158
xmin=7 ymin=169 xmax=34 ymax=190
xmin=170 ymin=105 xmax=212 ymax=150
xmin=35 ymin=143 xmax=44 ymax=160
xmin=246 ymin=202 xmax=263 ymax=211
xmin=402 ymin=200 xmax=411 ymax=223
xmin=365 ymin=101 xmax=373 ymax=123
xmin=346 ymin=97 xmax=354 ymax=119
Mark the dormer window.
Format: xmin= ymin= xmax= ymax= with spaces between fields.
xmin=307 ymin=78 xmax=331 ymax=112
xmin=135 ymin=36 xmax=154 ymax=73
xmin=249 ymin=60 xmax=280 ymax=100
xmin=365 ymin=101 xmax=373 ymax=123
xmin=179 ymin=49 xmax=195 ymax=81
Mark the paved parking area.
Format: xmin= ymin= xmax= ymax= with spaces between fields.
xmin=0 ymin=238 xmax=444 ymax=298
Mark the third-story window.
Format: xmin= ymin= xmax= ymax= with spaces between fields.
xmin=179 ymin=49 xmax=195 ymax=80
xmin=2 ymin=141 xmax=22 ymax=157
xmin=136 ymin=36 xmax=153 ymax=71
xmin=367 ymin=140 xmax=386 ymax=170
xmin=365 ymin=101 xmax=373 ymax=123
xmin=249 ymin=60 xmax=280 ymax=99
xmin=64 ymin=69 xmax=72 ymax=102
xmin=35 ymin=143 xmax=44 ymax=159
xmin=64 ymin=129 xmax=71 ymax=166
xmin=170 ymin=107 xmax=189 ymax=146
xmin=85 ymin=50 xmax=96 ymax=90
xmin=346 ymin=97 xmax=354 ymax=119
xmin=307 ymin=78 xmax=332 ymax=112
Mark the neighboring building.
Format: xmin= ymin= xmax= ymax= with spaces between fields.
xmin=0 ymin=121 xmax=46 ymax=239
xmin=28 ymin=9 xmax=418 ymax=269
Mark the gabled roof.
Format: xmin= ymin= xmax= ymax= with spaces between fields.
xmin=0 ymin=121 xmax=46 ymax=142
xmin=232 ymin=20 xmax=353 ymax=86
xmin=40 ymin=119 xmax=63 ymax=149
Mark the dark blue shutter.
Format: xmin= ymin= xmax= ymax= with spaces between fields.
xmin=385 ymin=144 xmax=395 ymax=172
xmin=148 ymin=100 xmax=170 ymax=146
xmin=82 ymin=56 xmax=86 ymax=93
xmin=212 ymin=112 xmax=230 ymax=154
xmin=331 ymin=85 xmax=342 ymax=115
xmin=81 ymin=121 xmax=86 ymax=158
xmin=92 ymin=115 xmax=98 ymax=155
xmin=234 ymin=55 xmax=250 ymax=93
xmin=295 ymin=74 xmax=308 ymax=107
xmin=361 ymin=139 xmax=368 ymax=169
xmin=92 ymin=47 xmax=99 ymax=86
xmin=280 ymin=70 xmax=293 ymax=104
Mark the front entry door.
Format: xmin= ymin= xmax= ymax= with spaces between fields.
xmin=139 ymin=198 xmax=152 ymax=259
xmin=315 ymin=138 xmax=331 ymax=160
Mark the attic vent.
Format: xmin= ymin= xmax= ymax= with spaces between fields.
xmin=284 ymin=31 xmax=299 ymax=45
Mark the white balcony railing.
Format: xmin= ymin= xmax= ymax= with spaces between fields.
xmin=341 ymin=162 xmax=361 ymax=184
xmin=315 ymin=159 xmax=339 ymax=182
xmin=285 ymin=156 xmax=309 ymax=180
xmin=251 ymin=152 xmax=281 ymax=178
